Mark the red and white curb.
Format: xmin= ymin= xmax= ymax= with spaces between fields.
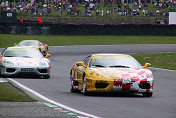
xmin=7 ymin=78 xmax=100 ymax=118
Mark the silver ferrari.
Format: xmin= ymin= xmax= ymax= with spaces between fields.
xmin=0 ymin=46 xmax=51 ymax=79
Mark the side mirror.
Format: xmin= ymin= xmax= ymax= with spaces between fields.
xmin=14 ymin=43 xmax=18 ymax=46
xmin=45 ymin=54 xmax=51 ymax=58
xmin=143 ymin=63 xmax=151 ymax=68
xmin=76 ymin=62 xmax=87 ymax=68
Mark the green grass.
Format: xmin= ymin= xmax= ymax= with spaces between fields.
xmin=0 ymin=82 xmax=35 ymax=101
xmin=132 ymin=53 xmax=176 ymax=70
xmin=1 ymin=34 xmax=176 ymax=48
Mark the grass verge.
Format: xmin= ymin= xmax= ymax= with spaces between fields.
xmin=0 ymin=82 xmax=35 ymax=102
xmin=0 ymin=34 xmax=176 ymax=48
xmin=132 ymin=53 xmax=176 ymax=70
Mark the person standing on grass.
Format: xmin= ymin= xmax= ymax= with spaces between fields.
xmin=37 ymin=16 xmax=43 ymax=24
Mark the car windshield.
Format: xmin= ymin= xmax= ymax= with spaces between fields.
xmin=18 ymin=41 xmax=40 ymax=46
xmin=4 ymin=48 xmax=44 ymax=58
xmin=89 ymin=55 xmax=142 ymax=69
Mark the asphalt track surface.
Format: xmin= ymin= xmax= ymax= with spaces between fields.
xmin=12 ymin=45 xmax=176 ymax=118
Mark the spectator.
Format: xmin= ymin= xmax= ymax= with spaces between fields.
xmin=110 ymin=6 xmax=114 ymax=14
xmin=89 ymin=3 xmax=95 ymax=10
xmin=86 ymin=8 xmax=91 ymax=16
xmin=138 ymin=3 xmax=142 ymax=11
xmin=142 ymin=9 xmax=146 ymax=16
xmin=156 ymin=9 xmax=159 ymax=15
xmin=47 ymin=7 xmax=51 ymax=14
xmin=1 ymin=1 xmax=5 ymax=7
xmin=62 ymin=0 xmax=66 ymax=10
xmin=6 ymin=7 xmax=11 ymax=11
xmin=104 ymin=0 xmax=109 ymax=7
xmin=106 ymin=10 xmax=110 ymax=15
xmin=37 ymin=16 xmax=43 ymax=24
xmin=13 ymin=7 xmax=16 ymax=12
xmin=96 ymin=9 xmax=100 ymax=16
xmin=67 ymin=8 xmax=71 ymax=15
xmin=101 ymin=9 xmax=104 ymax=16
xmin=19 ymin=17 xmax=24 ymax=23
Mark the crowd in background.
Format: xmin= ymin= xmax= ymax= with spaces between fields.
xmin=1 ymin=0 xmax=176 ymax=17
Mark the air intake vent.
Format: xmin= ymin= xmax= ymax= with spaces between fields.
xmin=6 ymin=68 xmax=16 ymax=72
xmin=95 ymin=83 xmax=108 ymax=88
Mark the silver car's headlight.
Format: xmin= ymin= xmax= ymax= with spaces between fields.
xmin=39 ymin=61 xmax=49 ymax=66
xmin=3 ymin=60 xmax=18 ymax=66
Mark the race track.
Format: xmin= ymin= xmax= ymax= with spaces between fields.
xmin=13 ymin=44 xmax=176 ymax=118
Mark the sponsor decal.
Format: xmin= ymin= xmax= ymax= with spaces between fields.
xmin=113 ymin=79 xmax=122 ymax=86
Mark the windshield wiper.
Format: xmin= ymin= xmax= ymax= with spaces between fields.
xmin=91 ymin=65 xmax=105 ymax=67
xmin=109 ymin=65 xmax=130 ymax=68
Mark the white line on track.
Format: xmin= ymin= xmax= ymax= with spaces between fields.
xmin=7 ymin=78 xmax=100 ymax=118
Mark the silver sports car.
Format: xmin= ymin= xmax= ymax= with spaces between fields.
xmin=0 ymin=46 xmax=51 ymax=79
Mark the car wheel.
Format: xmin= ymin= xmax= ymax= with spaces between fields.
xmin=70 ymin=76 xmax=78 ymax=93
xmin=43 ymin=75 xmax=50 ymax=79
xmin=142 ymin=92 xmax=153 ymax=97
xmin=83 ymin=76 xmax=89 ymax=95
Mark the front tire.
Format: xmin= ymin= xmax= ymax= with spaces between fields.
xmin=142 ymin=92 xmax=153 ymax=97
xmin=70 ymin=75 xmax=78 ymax=93
xmin=43 ymin=75 xmax=50 ymax=79
xmin=83 ymin=76 xmax=89 ymax=95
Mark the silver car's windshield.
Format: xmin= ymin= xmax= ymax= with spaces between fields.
xmin=19 ymin=41 xmax=40 ymax=46
xmin=4 ymin=48 xmax=44 ymax=58
xmin=89 ymin=56 xmax=142 ymax=69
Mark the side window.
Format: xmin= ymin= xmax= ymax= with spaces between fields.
xmin=83 ymin=56 xmax=91 ymax=66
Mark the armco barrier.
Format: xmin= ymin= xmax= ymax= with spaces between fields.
xmin=0 ymin=22 xmax=176 ymax=35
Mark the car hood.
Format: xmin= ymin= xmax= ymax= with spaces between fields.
xmin=88 ymin=67 xmax=153 ymax=80
xmin=2 ymin=57 xmax=50 ymax=66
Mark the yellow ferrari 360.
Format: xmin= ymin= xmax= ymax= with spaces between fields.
xmin=70 ymin=53 xmax=154 ymax=97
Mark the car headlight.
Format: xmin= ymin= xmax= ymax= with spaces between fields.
xmin=3 ymin=60 xmax=18 ymax=66
xmin=39 ymin=61 xmax=49 ymax=66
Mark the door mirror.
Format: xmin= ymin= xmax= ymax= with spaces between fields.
xmin=14 ymin=43 xmax=18 ymax=46
xmin=45 ymin=54 xmax=51 ymax=58
xmin=76 ymin=62 xmax=87 ymax=68
xmin=143 ymin=63 xmax=151 ymax=68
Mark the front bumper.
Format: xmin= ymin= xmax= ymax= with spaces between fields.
xmin=86 ymin=77 xmax=154 ymax=93
xmin=1 ymin=65 xmax=50 ymax=77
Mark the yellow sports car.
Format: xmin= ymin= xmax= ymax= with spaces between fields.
xmin=15 ymin=40 xmax=48 ymax=56
xmin=70 ymin=53 xmax=154 ymax=97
